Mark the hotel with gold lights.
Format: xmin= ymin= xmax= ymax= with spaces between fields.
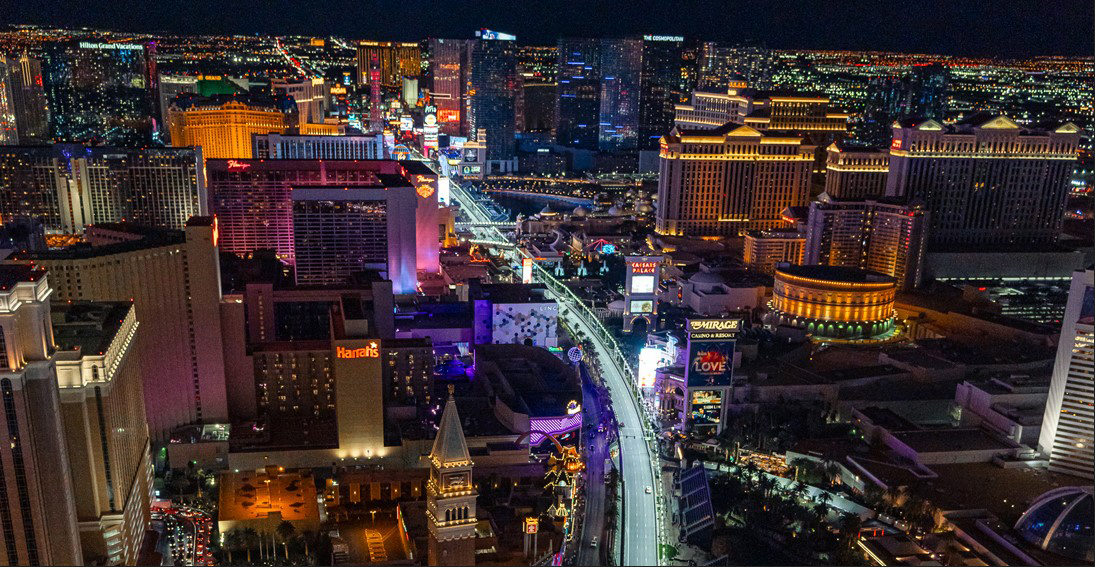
xmin=656 ymin=123 xmax=815 ymax=237
xmin=168 ymin=94 xmax=294 ymax=159
xmin=768 ymin=265 xmax=898 ymax=340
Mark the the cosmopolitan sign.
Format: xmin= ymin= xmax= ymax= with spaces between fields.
xmin=79 ymin=42 xmax=143 ymax=50
xmin=643 ymin=35 xmax=684 ymax=42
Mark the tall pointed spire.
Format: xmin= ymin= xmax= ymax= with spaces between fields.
xmin=430 ymin=385 xmax=472 ymax=468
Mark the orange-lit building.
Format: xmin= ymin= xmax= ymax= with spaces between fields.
xmin=769 ymin=265 xmax=896 ymax=339
xmin=656 ymin=124 xmax=815 ymax=237
xmin=168 ymin=95 xmax=292 ymax=159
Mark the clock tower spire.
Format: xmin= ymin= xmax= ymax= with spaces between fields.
xmin=427 ymin=386 xmax=477 ymax=566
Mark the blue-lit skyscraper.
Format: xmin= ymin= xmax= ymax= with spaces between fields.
xmin=856 ymin=63 xmax=949 ymax=146
xmin=555 ymin=38 xmax=601 ymax=150
xmin=469 ymin=30 xmax=517 ymax=162
xmin=638 ymin=35 xmax=690 ymax=149
xmin=41 ymin=41 xmax=155 ymax=146
xmin=598 ymin=38 xmax=642 ymax=152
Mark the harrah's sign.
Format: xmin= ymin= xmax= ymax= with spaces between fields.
xmin=336 ymin=345 xmax=379 ymax=359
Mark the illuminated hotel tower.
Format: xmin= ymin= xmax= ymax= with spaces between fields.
xmin=824 ymin=142 xmax=890 ymax=199
xmin=13 ymin=219 xmax=228 ymax=441
xmin=427 ymin=389 xmax=477 ymax=567
xmin=1038 ymin=268 xmax=1094 ymax=480
xmin=0 ymin=266 xmax=84 ymax=566
xmin=167 ymin=94 xmax=292 ymax=159
xmin=656 ymin=123 xmax=815 ymax=237
xmin=886 ymin=114 xmax=1081 ymax=246
xmin=804 ymin=194 xmax=929 ymax=290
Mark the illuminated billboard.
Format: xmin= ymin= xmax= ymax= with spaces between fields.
xmin=686 ymin=341 xmax=733 ymax=387
xmin=629 ymin=300 xmax=653 ymax=314
xmin=631 ymin=275 xmax=655 ymax=294
xmin=463 ymin=148 xmax=480 ymax=162
xmin=638 ymin=346 xmax=671 ymax=389
xmin=461 ymin=165 xmax=481 ymax=176
xmin=690 ymin=390 xmax=722 ymax=428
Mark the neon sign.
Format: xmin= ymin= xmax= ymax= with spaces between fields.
xmin=891 ymin=138 xmax=903 ymax=150
xmin=629 ymin=261 xmax=658 ymax=274
xmin=687 ymin=319 xmax=741 ymax=333
xmin=336 ymin=344 xmax=379 ymax=359
xmin=226 ymin=160 xmax=251 ymax=171
xmin=413 ymin=175 xmax=436 ymax=198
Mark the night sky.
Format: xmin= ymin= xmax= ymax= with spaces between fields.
xmin=5 ymin=0 xmax=1093 ymax=57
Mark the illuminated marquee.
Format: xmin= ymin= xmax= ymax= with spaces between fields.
xmin=226 ymin=160 xmax=252 ymax=171
xmin=629 ymin=262 xmax=658 ymax=274
xmin=336 ymin=344 xmax=379 ymax=359
xmin=687 ymin=319 xmax=741 ymax=333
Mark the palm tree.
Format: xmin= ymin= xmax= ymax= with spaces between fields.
xmin=223 ymin=530 xmax=241 ymax=564
xmin=241 ymin=528 xmax=259 ymax=563
xmin=276 ymin=521 xmax=295 ymax=559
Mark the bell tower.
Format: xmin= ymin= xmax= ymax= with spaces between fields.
xmin=427 ymin=386 xmax=477 ymax=566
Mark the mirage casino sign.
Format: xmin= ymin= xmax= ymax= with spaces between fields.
xmin=684 ymin=318 xmax=743 ymax=387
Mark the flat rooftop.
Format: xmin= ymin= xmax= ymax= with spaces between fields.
xmin=51 ymin=302 xmax=132 ymax=355
xmin=217 ymin=469 xmax=320 ymax=524
xmin=891 ymin=428 xmax=1018 ymax=454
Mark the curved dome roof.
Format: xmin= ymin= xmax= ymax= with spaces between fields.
xmin=637 ymin=203 xmax=654 ymax=213
xmin=607 ymin=206 xmax=624 ymax=216
xmin=572 ymin=206 xmax=588 ymax=217
xmin=607 ymin=299 xmax=626 ymax=310
xmin=540 ymin=205 xmax=557 ymax=216
xmin=1014 ymin=486 xmax=1093 ymax=562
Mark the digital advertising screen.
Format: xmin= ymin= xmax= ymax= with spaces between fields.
xmin=631 ymin=275 xmax=655 ymax=294
xmin=629 ymin=300 xmax=653 ymax=314
xmin=690 ymin=390 xmax=722 ymax=427
xmin=686 ymin=340 xmax=734 ymax=387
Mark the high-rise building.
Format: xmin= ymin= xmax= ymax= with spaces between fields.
xmin=426 ymin=389 xmax=477 ymax=567
xmin=515 ymin=45 xmax=557 ymax=134
xmin=53 ymin=302 xmax=151 ymax=565
xmin=639 ymin=35 xmax=689 ymax=149
xmin=41 ymin=41 xmax=155 ymax=146
xmin=804 ymin=194 xmax=929 ymax=290
xmin=0 ymin=144 xmax=206 ymax=233
xmin=291 ymin=184 xmax=418 ymax=293
xmin=744 ymin=230 xmax=806 ymax=275
xmin=674 ymin=85 xmax=848 ymax=145
xmin=824 ymin=142 xmax=890 ymax=199
xmin=206 ymin=159 xmax=439 ymax=276
xmin=428 ymin=39 xmax=472 ymax=136
xmin=0 ymin=54 xmax=49 ymax=145
xmin=698 ymin=43 xmax=775 ymax=90
xmin=673 ymin=83 xmax=752 ymax=130
xmin=0 ymin=265 xmax=84 ymax=566
xmin=167 ymin=93 xmax=294 ymax=159
xmin=597 ymin=38 xmax=642 ymax=152
xmin=1038 ymin=268 xmax=1094 ymax=480
xmin=469 ymin=30 xmax=518 ymax=164
xmin=156 ymin=74 xmax=248 ymax=142
xmin=0 ymin=59 xmax=17 ymax=145
xmin=381 ymin=338 xmax=434 ymax=407
xmin=555 ymin=38 xmax=601 ymax=150
xmin=271 ymin=77 xmax=328 ymax=125
xmin=251 ymin=132 xmax=385 ymax=159
xmin=356 ymin=41 xmax=421 ymax=86
xmin=656 ymin=124 xmax=815 ymax=237
xmin=856 ymin=63 xmax=949 ymax=147
xmin=886 ymin=114 xmax=1081 ymax=247
xmin=11 ymin=219 xmax=228 ymax=441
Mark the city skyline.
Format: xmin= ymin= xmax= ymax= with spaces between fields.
xmin=0 ymin=7 xmax=1091 ymax=567
xmin=1 ymin=0 xmax=1092 ymax=57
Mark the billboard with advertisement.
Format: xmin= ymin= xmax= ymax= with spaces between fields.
xmin=461 ymin=165 xmax=481 ymax=176
xmin=629 ymin=299 xmax=653 ymax=314
xmin=463 ymin=148 xmax=480 ymax=162
xmin=690 ymin=390 xmax=722 ymax=428
xmin=630 ymin=275 xmax=655 ymax=294
xmin=686 ymin=341 xmax=734 ymax=387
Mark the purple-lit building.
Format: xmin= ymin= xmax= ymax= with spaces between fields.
xmin=206 ymin=159 xmax=439 ymax=280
